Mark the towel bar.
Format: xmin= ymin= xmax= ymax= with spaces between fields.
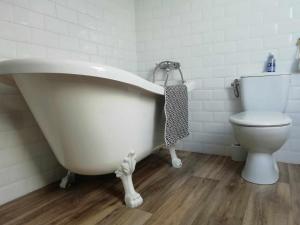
xmin=152 ymin=61 xmax=185 ymax=86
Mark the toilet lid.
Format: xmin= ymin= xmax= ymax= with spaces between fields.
xmin=229 ymin=111 xmax=292 ymax=127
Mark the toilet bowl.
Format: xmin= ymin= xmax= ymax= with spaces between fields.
xmin=230 ymin=111 xmax=291 ymax=184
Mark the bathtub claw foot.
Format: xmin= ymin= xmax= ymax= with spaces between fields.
xmin=59 ymin=171 xmax=75 ymax=189
xmin=125 ymin=192 xmax=143 ymax=208
xmin=169 ymin=146 xmax=182 ymax=168
xmin=115 ymin=151 xmax=143 ymax=208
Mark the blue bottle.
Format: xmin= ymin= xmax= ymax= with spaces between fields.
xmin=266 ymin=53 xmax=276 ymax=72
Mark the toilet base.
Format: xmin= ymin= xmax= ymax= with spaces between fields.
xmin=242 ymin=152 xmax=279 ymax=185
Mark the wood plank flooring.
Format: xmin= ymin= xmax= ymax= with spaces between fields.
xmin=0 ymin=150 xmax=299 ymax=225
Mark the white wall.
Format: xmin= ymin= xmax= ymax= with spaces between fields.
xmin=135 ymin=0 xmax=300 ymax=163
xmin=0 ymin=0 xmax=137 ymax=205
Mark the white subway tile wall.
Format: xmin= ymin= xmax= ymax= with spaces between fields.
xmin=135 ymin=0 xmax=300 ymax=161
xmin=0 ymin=0 xmax=137 ymax=70
xmin=0 ymin=0 xmax=137 ymax=205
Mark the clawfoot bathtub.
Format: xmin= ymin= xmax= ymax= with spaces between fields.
xmin=0 ymin=58 xmax=183 ymax=208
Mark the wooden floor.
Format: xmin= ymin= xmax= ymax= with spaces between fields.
xmin=0 ymin=150 xmax=300 ymax=225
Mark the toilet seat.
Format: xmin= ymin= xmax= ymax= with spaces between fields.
xmin=230 ymin=111 xmax=292 ymax=127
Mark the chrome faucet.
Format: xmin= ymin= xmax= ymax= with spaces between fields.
xmin=153 ymin=61 xmax=185 ymax=86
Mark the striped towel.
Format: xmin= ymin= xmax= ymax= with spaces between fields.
xmin=164 ymin=84 xmax=189 ymax=147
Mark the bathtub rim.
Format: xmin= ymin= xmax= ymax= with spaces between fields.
xmin=0 ymin=58 xmax=164 ymax=95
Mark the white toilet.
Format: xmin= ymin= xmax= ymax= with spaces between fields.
xmin=229 ymin=74 xmax=292 ymax=184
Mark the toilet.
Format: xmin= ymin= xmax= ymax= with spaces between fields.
xmin=229 ymin=74 xmax=292 ymax=184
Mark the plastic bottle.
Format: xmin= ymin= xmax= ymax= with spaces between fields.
xmin=266 ymin=53 xmax=276 ymax=72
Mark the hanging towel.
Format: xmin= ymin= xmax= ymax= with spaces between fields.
xmin=164 ymin=84 xmax=189 ymax=147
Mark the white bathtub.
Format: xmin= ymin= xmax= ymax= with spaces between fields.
xmin=0 ymin=58 xmax=183 ymax=208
